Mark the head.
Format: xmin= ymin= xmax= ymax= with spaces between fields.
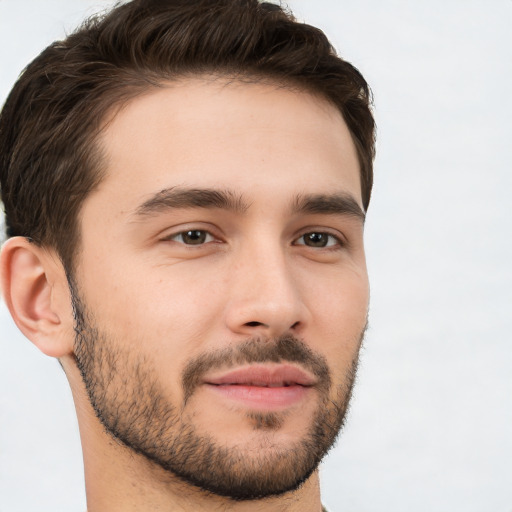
xmin=0 ymin=0 xmax=374 ymax=274
xmin=0 ymin=0 xmax=375 ymax=503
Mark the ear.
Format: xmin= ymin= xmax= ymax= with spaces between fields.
xmin=0 ymin=237 xmax=74 ymax=357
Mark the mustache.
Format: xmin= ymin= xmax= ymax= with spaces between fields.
xmin=182 ymin=334 xmax=331 ymax=403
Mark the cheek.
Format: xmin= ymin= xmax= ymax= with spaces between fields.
xmin=79 ymin=252 xmax=209 ymax=328
xmin=75 ymin=256 xmax=227 ymax=359
xmin=74 ymin=262 xmax=231 ymax=404
xmin=303 ymin=265 xmax=368 ymax=367
xmin=306 ymin=262 xmax=368 ymax=326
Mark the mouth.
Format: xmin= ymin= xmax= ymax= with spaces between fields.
xmin=202 ymin=364 xmax=315 ymax=410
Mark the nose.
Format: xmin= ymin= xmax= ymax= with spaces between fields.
xmin=224 ymin=242 xmax=308 ymax=339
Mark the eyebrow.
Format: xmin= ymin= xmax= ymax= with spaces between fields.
xmin=132 ymin=187 xmax=249 ymax=217
xmin=291 ymin=192 xmax=366 ymax=222
xmin=131 ymin=186 xmax=365 ymax=223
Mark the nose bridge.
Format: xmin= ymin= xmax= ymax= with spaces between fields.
xmin=225 ymin=234 xmax=305 ymax=337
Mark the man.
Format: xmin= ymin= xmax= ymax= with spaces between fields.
xmin=0 ymin=0 xmax=375 ymax=510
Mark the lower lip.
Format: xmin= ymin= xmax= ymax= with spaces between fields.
xmin=204 ymin=383 xmax=310 ymax=410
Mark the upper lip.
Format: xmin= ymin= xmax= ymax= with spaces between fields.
xmin=203 ymin=364 xmax=316 ymax=387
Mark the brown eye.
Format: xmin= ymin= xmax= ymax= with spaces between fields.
xmin=304 ymin=233 xmax=327 ymax=247
xmin=170 ymin=230 xmax=213 ymax=245
xmin=296 ymin=232 xmax=340 ymax=248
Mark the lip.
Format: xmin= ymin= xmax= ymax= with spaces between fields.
xmin=204 ymin=364 xmax=316 ymax=387
xmin=202 ymin=364 xmax=316 ymax=410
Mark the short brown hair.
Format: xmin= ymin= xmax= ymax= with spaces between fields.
xmin=0 ymin=0 xmax=375 ymax=272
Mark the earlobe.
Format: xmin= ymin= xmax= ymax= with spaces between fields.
xmin=0 ymin=237 xmax=74 ymax=358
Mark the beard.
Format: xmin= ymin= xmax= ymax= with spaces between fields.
xmin=70 ymin=280 xmax=364 ymax=501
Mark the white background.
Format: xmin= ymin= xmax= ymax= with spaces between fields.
xmin=1 ymin=1 xmax=511 ymax=511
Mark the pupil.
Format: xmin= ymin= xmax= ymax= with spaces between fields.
xmin=306 ymin=233 xmax=327 ymax=247
xmin=184 ymin=230 xmax=206 ymax=244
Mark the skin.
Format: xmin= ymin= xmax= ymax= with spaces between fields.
xmin=1 ymin=77 xmax=369 ymax=511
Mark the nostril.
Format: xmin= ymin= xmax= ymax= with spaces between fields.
xmin=243 ymin=320 xmax=300 ymax=330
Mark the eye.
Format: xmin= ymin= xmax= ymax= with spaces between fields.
xmin=168 ymin=230 xmax=215 ymax=245
xmin=294 ymin=232 xmax=341 ymax=248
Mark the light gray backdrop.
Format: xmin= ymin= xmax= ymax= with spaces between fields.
xmin=1 ymin=1 xmax=511 ymax=511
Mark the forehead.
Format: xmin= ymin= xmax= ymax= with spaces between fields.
xmin=91 ymin=77 xmax=362 ymax=215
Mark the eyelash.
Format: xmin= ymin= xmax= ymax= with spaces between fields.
xmin=165 ymin=229 xmax=218 ymax=246
xmin=163 ymin=229 xmax=344 ymax=250
xmin=293 ymin=231 xmax=343 ymax=249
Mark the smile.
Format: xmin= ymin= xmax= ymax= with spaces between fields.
xmin=202 ymin=364 xmax=315 ymax=410
xmin=215 ymin=381 xmax=298 ymax=387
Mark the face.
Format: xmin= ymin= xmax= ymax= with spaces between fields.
xmin=71 ymin=78 xmax=369 ymax=499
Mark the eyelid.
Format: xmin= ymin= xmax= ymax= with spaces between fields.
xmin=293 ymin=228 xmax=346 ymax=248
xmin=158 ymin=224 xmax=223 ymax=244
xmin=169 ymin=230 xmax=215 ymax=244
xmin=294 ymin=234 xmax=341 ymax=248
